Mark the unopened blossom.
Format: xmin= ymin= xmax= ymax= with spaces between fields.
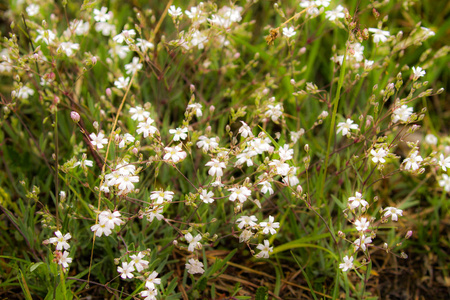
xmin=236 ymin=215 xmax=258 ymax=229
xmin=412 ymin=66 xmax=426 ymax=80
xmin=354 ymin=217 xmax=370 ymax=232
xmin=283 ymin=26 xmax=296 ymax=38
xmin=229 ymin=186 xmax=251 ymax=203
xmin=57 ymin=251 xmax=73 ymax=269
xmin=392 ymin=105 xmax=413 ymax=123
xmin=169 ymin=127 xmax=188 ymax=141
xmin=130 ymin=252 xmax=149 ymax=272
xmin=114 ymin=76 xmax=130 ymax=89
xmin=185 ymin=233 xmax=202 ymax=252
xmin=337 ymin=119 xmax=359 ymax=136
xmin=325 ymin=5 xmax=345 ymax=21
xmin=150 ymin=190 xmax=174 ymax=204
xmin=354 ymin=235 xmax=372 ymax=251
xmin=136 ymin=118 xmax=158 ymax=138
xmin=90 ymin=132 xmax=108 ymax=149
xmin=439 ymin=174 xmax=450 ymax=192
xmin=339 ymin=256 xmax=353 ymax=272
xmin=260 ymin=216 xmax=280 ymax=235
xmin=205 ymin=159 xmax=226 ymax=177
xmin=113 ymin=29 xmax=136 ymax=43
xmin=163 ymin=145 xmax=187 ymax=163
xmin=403 ymin=151 xmax=423 ymax=171
xmin=187 ymin=103 xmax=203 ymax=117
xmin=197 ymin=136 xmax=219 ymax=152
xmin=383 ymin=207 xmax=403 ymax=221
xmin=35 ymin=29 xmax=56 ymax=45
xmin=438 ymin=154 xmax=450 ymax=171
xmin=368 ymin=28 xmax=390 ymax=43
xmin=125 ymin=57 xmax=142 ymax=74
xmin=256 ymin=240 xmax=273 ymax=258
xmin=348 ymin=192 xmax=368 ymax=209
xmin=117 ymin=262 xmax=135 ymax=279
xmin=259 ymin=180 xmax=274 ymax=195
xmin=168 ymin=5 xmax=183 ymax=17
xmin=49 ymin=231 xmax=71 ymax=250
xmin=93 ymin=7 xmax=111 ymax=22
xmin=186 ymin=258 xmax=204 ymax=274
xmin=370 ymin=148 xmax=388 ymax=164
xmin=200 ymin=190 xmax=214 ymax=203
xmin=58 ymin=42 xmax=80 ymax=56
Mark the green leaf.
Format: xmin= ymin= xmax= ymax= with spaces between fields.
xmin=30 ymin=262 xmax=44 ymax=273
xmin=255 ymin=286 xmax=268 ymax=300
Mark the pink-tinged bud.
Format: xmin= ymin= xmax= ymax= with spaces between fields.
xmin=71 ymin=111 xmax=80 ymax=123
xmin=290 ymin=79 xmax=296 ymax=85
xmin=405 ymin=230 xmax=412 ymax=239
xmin=337 ymin=231 xmax=345 ymax=238
xmin=132 ymin=147 xmax=139 ymax=155
xmin=296 ymin=185 xmax=303 ymax=194
xmin=299 ymin=47 xmax=306 ymax=55
xmin=234 ymin=52 xmax=241 ymax=59
xmin=33 ymin=53 xmax=39 ymax=60
xmin=91 ymin=56 xmax=97 ymax=65
xmin=190 ymin=84 xmax=195 ymax=93
xmin=106 ymin=88 xmax=112 ymax=97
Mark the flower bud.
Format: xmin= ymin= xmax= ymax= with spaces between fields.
xmin=132 ymin=147 xmax=139 ymax=155
xmin=106 ymin=88 xmax=112 ymax=96
xmin=71 ymin=111 xmax=80 ymax=123
xmin=405 ymin=230 xmax=412 ymax=239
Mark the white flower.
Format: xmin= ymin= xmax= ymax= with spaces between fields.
xmin=187 ymin=103 xmax=203 ymax=117
xmin=354 ymin=217 xmax=370 ymax=232
xmin=269 ymin=159 xmax=290 ymax=176
xmin=325 ymin=5 xmax=345 ymax=21
xmin=90 ymin=132 xmax=108 ymax=149
xmin=368 ymin=28 xmax=390 ymax=43
xmin=26 ymin=4 xmax=40 ymax=16
xmin=412 ymin=66 xmax=425 ymax=80
xmin=117 ymin=262 xmax=135 ymax=279
xmin=109 ymin=44 xmax=129 ymax=59
xmin=136 ymin=38 xmax=154 ymax=52
xmin=438 ymin=174 xmax=450 ymax=192
xmin=256 ymin=240 xmax=273 ymax=258
xmin=392 ymin=105 xmax=413 ymax=123
xmin=265 ymin=104 xmax=283 ymax=122
xmin=130 ymin=252 xmax=149 ymax=272
xmin=424 ymin=134 xmax=438 ymax=145
xmin=364 ymin=59 xmax=374 ymax=71
xmin=238 ymin=121 xmax=253 ymax=138
xmin=438 ymin=154 xmax=450 ymax=171
xmin=93 ymin=7 xmax=111 ymax=22
xmin=118 ymin=133 xmax=135 ymax=148
xmin=186 ymin=258 xmax=205 ymax=274
xmin=70 ymin=20 xmax=89 ymax=36
xmin=124 ymin=57 xmax=142 ymax=74
xmin=236 ymin=215 xmax=258 ymax=229
xmin=239 ymin=229 xmax=253 ymax=243
xmin=229 ymin=186 xmax=251 ymax=203
xmin=113 ymin=29 xmax=136 ymax=43
xmin=95 ymin=22 xmax=115 ymax=36
xmin=169 ymin=127 xmax=188 ymax=141
xmin=145 ymin=271 xmax=161 ymax=289
xmin=163 ymin=145 xmax=187 ymax=163
xmin=348 ymin=192 xmax=368 ymax=209
xmin=282 ymin=167 xmax=299 ymax=186
xmin=59 ymin=191 xmax=66 ymax=200
xmin=145 ymin=206 xmax=165 ymax=222
xmin=168 ymin=5 xmax=183 ymax=17
xmin=420 ymin=27 xmax=435 ymax=38
xmin=99 ymin=210 xmax=124 ymax=230
xmin=185 ymin=233 xmax=202 ymax=252
xmin=283 ymin=26 xmax=296 ymax=38
xmin=205 ymin=159 xmax=226 ymax=177
xmin=57 ymin=42 xmax=80 ymax=56
xmin=370 ymin=148 xmax=388 ymax=164
xmin=140 ymin=288 xmax=158 ymax=300
xmin=150 ymin=190 xmax=174 ymax=204
xmin=403 ymin=151 xmax=423 ymax=171
xmin=235 ymin=150 xmax=257 ymax=167
xmin=259 ymin=180 xmax=274 ymax=195
xmin=354 ymin=235 xmax=372 ymax=251
xmin=137 ymin=118 xmax=158 ymax=138
xmin=90 ymin=223 xmax=112 ymax=237
xmin=197 ymin=136 xmax=219 ymax=152
xmin=290 ymin=129 xmax=305 ymax=143
xmin=17 ymin=86 xmax=34 ymax=99
xmin=200 ymin=190 xmax=214 ymax=203
xmin=35 ymin=29 xmax=56 ymax=45
xmin=58 ymin=251 xmax=72 ymax=269
xmin=49 ymin=231 xmax=71 ymax=250
xmin=190 ymin=30 xmax=208 ymax=49
xmin=337 ymin=119 xmax=359 ymax=136
xmin=114 ymin=76 xmax=130 ymax=89
xmin=116 ymin=174 xmax=139 ymax=191
xmin=339 ymin=256 xmax=353 ymax=272
xmin=260 ymin=216 xmax=280 ymax=235
xmin=383 ymin=207 xmax=403 ymax=221
xmin=278 ymin=144 xmax=293 ymax=161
